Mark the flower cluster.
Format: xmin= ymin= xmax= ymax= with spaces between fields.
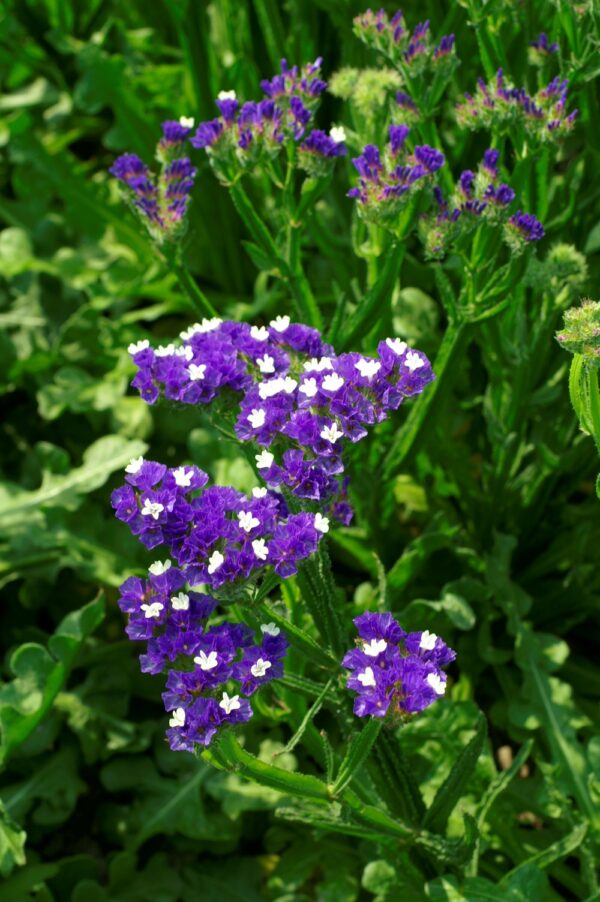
xmin=189 ymin=59 xmax=339 ymax=183
xmin=419 ymin=149 xmax=544 ymax=258
xmin=117 ymin=558 xmax=288 ymax=751
xmin=298 ymin=127 xmax=347 ymax=176
xmin=556 ymin=300 xmax=600 ymax=364
xmin=126 ymin=318 xmax=434 ymax=513
xmin=348 ymin=124 xmax=444 ymax=226
xmin=110 ymin=120 xmax=196 ymax=243
xmin=528 ymin=32 xmax=559 ymax=65
xmin=456 ymin=69 xmax=577 ymax=142
xmin=112 ymin=459 xmax=329 ymax=587
xmin=353 ymin=9 xmax=456 ymax=76
xmin=343 ymin=612 xmax=455 ymax=719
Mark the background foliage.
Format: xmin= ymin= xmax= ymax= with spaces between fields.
xmin=1 ymin=0 xmax=599 ymax=899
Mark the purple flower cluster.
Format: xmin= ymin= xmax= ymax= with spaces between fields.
xmin=117 ymin=558 xmax=288 ymax=751
xmin=110 ymin=120 xmax=196 ymax=243
xmin=126 ymin=318 xmax=434 ymax=513
xmin=298 ymin=126 xmax=348 ymax=177
xmin=529 ymin=33 xmax=559 ymax=56
xmin=419 ymin=149 xmax=544 ymax=258
xmin=353 ymin=9 xmax=455 ymax=74
xmin=189 ymin=59 xmax=331 ymax=182
xmin=112 ymin=459 xmax=329 ymax=586
xmin=456 ymin=68 xmax=577 ymax=141
xmin=342 ymin=612 xmax=455 ymax=719
xmin=348 ymin=124 xmax=444 ymax=224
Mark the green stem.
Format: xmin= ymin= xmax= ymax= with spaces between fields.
xmin=383 ymin=320 xmax=470 ymax=478
xmin=165 ymin=257 xmax=218 ymax=318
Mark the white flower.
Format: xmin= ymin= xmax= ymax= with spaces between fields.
xmin=281 ymin=376 xmax=298 ymax=394
xmin=219 ymin=692 xmax=241 ymax=714
xmin=329 ymin=125 xmax=347 ymax=144
xmin=320 ymin=422 xmax=343 ymax=444
xmin=172 ymin=466 xmax=193 ymax=487
xmin=322 ymin=372 xmax=345 ymax=392
xmin=218 ymin=89 xmax=237 ymax=100
xmin=180 ymin=323 xmax=202 ymax=340
xmin=149 ymin=559 xmax=171 ymax=576
xmin=252 ymin=538 xmax=269 ymax=560
xmin=141 ymin=601 xmax=164 ymax=619
xmin=405 ymin=350 xmax=424 ymax=372
xmin=304 ymin=356 xmax=333 ymax=372
xmin=419 ymin=630 xmax=438 ymax=651
xmin=256 ymin=354 xmax=275 ymax=374
xmin=355 ymin=358 xmax=381 ymax=380
xmin=250 ymin=325 xmax=269 ymax=341
xmin=258 ymin=376 xmax=297 ymax=399
xmin=314 ymin=513 xmax=329 ymax=534
xmin=238 ymin=510 xmax=260 ymax=532
xmin=194 ymin=650 xmax=219 ymax=670
xmin=250 ymin=658 xmax=272 ymax=678
xmin=385 ymin=337 xmax=408 ymax=356
xmin=197 ymin=317 xmax=222 ymax=333
xmin=427 ymin=672 xmax=447 ymax=695
xmin=128 ymin=340 xmax=150 ymax=356
xmin=155 ymin=344 xmax=176 ymax=358
xmin=179 ymin=116 xmax=195 ymax=128
xmin=141 ymin=499 xmax=164 ymax=520
xmin=363 ymin=638 xmax=387 ymax=657
xmin=270 ymin=315 xmax=290 ymax=332
xmin=207 ymin=550 xmax=224 ymax=574
xmin=171 ymin=592 xmax=190 ymax=611
xmin=176 ymin=345 xmax=194 ymax=361
xmin=256 ymin=450 xmax=274 ymax=469
xmin=188 ymin=363 xmax=206 ymax=381
xmin=248 ymin=408 xmax=266 ymax=429
xmin=252 ymin=487 xmax=268 ymax=498
xmin=125 ymin=456 xmax=144 ymax=474
xmin=261 ymin=622 xmax=280 ymax=637
xmin=299 ymin=377 xmax=318 ymax=398
xmin=169 ymin=706 xmax=186 ymax=727
xmin=357 ymin=667 xmax=377 ymax=688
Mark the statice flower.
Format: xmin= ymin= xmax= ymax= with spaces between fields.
xmin=126 ymin=319 xmax=434 ymax=513
xmin=418 ymin=149 xmax=543 ymax=258
xmin=260 ymin=57 xmax=327 ymax=108
xmin=529 ymin=33 xmax=559 ymax=66
xmin=298 ymin=127 xmax=347 ymax=176
xmin=112 ymin=460 xmax=329 ymax=586
xmin=456 ymin=68 xmax=577 ymax=142
xmin=110 ymin=119 xmax=197 ymax=244
xmin=556 ymin=300 xmax=600 ymax=364
xmin=348 ymin=124 xmax=444 ymax=227
xmin=342 ymin=612 xmax=455 ymax=719
xmin=117 ymin=560 xmax=288 ymax=751
xmin=353 ymin=9 xmax=456 ymax=77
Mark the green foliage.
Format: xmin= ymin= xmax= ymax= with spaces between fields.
xmin=1 ymin=0 xmax=599 ymax=898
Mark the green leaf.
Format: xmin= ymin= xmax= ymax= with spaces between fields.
xmin=423 ymin=716 xmax=487 ymax=833
xmin=332 ymin=718 xmax=382 ymax=794
xmin=0 ymin=800 xmax=26 ymax=878
xmin=500 ymin=823 xmax=588 ymax=885
xmin=338 ymin=242 xmax=404 ymax=349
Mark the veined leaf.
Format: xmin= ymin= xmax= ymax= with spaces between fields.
xmin=423 ymin=716 xmax=487 ymax=833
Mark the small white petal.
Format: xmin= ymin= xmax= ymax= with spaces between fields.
xmin=385 ymin=337 xmax=408 ymax=356
xmin=314 ymin=513 xmax=329 ymax=534
xmin=219 ymin=692 xmax=241 ymax=714
xmin=248 ymin=408 xmax=266 ymax=429
xmin=155 ymin=343 xmax=176 ymax=357
xmin=141 ymin=500 xmax=164 ymax=520
xmin=179 ymin=116 xmax=195 ymax=128
xmin=363 ymin=638 xmax=387 ymax=657
xmin=149 ymin=559 xmax=171 ymax=576
xmin=299 ymin=377 xmax=318 ymax=398
xmin=171 ymin=592 xmax=190 ymax=611
xmin=172 ymin=466 xmax=193 ymax=487
xmin=252 ymin=487 xmax=268 ymax=498
xmin=250 ymin=325 xmax=269 ymax=341
xmin=188 ymin=363 xmax=207 ymax=381
xmin=252 ymin=538 xmax=269 ymax=560
xmin=250 ymin=658 xmax=272 ymax=678
xmin=354 ymin=358 xmax=381 ymax=380
xmin=207 ymin=550 xmax=224 ymax=574
xmin=194 ymin=650 xmax=219 ymax=670
xmin=128 ymin=339 xmax=150 ymax=356
xmin=256 ymin=450 xmax=274 ymax=469
xmin=419 ymin=630 xmax=438 ymax=651
xmin=218 ymin=89 xmax=237 ymax=100
xmin=357 ymin=667 xmax=377 ymax=688
xmin=320 ymin=422 xmax=343 ymax=444
xmin=125 ymin=456 xmax=144 ymax=474
xmin=427 ymin=672 xmax=447 ymax=695
xmin=261 ymin=622 xmax=280 ymax=636
xmin=322 ymin=372 xmax=345 ymax=392
xmin=405 ymin=350 xmax=425 ymax=372
xmin=256 ymin=354 xmax=275 ymax=374
xmin=269 ymin=315 xmax=290 ymax=332
xmin=141 ymin=602 xmax=164 ymax=619
xmin=169 ymin=706 xmax=186 ymax=727
xmin=329 ymin=125 xmax=347 ymax=144
xmin=238 ymin=510 xmax=260 ymax=532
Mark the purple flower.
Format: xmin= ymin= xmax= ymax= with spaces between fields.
xmin=507 ymin=210 xmax=545 ymax=241
xmin=300 ymin=129 xmax=347 ymax=159
xmin=343 ymin=614 xmax=455 ymax=720
xmin=530 ymin=33 xmax=559 ymax=55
